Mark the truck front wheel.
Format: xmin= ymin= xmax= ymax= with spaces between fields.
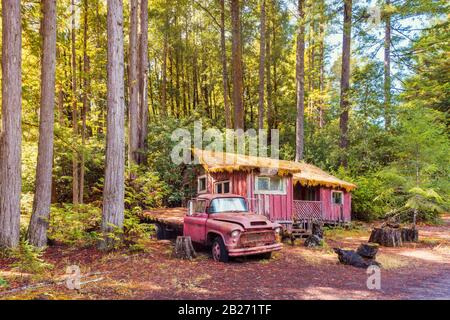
xmin=212 ymin=237 xmax=229 ymax=263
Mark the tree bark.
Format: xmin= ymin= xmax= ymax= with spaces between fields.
xmin=128 ymin=0 xmax=140 ymax=167
xmin=295 ymin=0 xmax=305 ymax=162
xmin=257 ymin=0 xmax=266 ymax=131
xmin=100 ymin=0 xmax=125 ymax=251
xmin=0 ymin=0 xmax=22 ymax=249
xmin=28 ymin=0 xmax=57 ymax=248
xmin=138 ymin=0 xmax=149 ymax=164
xmin=384 ymin=0 xmax=391 ymax=130
xmin=79 ymin=0 xmax=90 ymax=204
xmin=318 ymin=0 xmax=325 ymax=129
xmin=161 ymin=9 xmax=168 ymax=116
xmin=230 ymin=0 xmax=244 ymax=130
xmin=219 ymin=0 xmax=232 ymax=129
xmin=266 ymin=15 xmax=273 ymax=136
xmin=71 ymin=0 xmax=79 ymax=205
xmin=339 ymin=0 xmax=352 ymax=168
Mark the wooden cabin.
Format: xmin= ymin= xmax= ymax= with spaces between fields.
xmin=192 ymin=149 xmax=356 ymax=229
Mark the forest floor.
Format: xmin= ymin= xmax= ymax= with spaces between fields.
xmin=1 ymin=215 xmax=449 ymax=300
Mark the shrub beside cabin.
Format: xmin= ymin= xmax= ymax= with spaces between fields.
xmin=192 ymin=149 xmax=356 ymax=232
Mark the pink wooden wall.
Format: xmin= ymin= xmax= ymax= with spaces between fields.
xmin=319 ymin=188 xmax=351 ymax=222
xmin=207 ymin=171 xmax=293 ymax=222
xmin=203 ymin=170 xmax=351 ymax=223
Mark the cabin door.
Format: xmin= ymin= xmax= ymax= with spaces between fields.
xmin=331 ymin=191 xmax=344 ymax=222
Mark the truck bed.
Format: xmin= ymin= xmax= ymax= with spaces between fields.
xmin=140 ymin=207 xmax=185 ymax=230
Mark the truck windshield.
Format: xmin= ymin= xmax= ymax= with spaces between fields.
xmin=209 ymin=198 xmax=248 ymax=214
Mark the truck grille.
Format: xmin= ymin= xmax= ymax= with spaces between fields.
xmin=239 ymin=232 xmax=275 ymax=247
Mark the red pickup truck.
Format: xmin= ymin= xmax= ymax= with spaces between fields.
xmin=184 ymin=194 xmax=282 ymax=262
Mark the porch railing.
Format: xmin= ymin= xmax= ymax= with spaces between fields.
xmin=293 ymin=200 xmax=323 ymax=221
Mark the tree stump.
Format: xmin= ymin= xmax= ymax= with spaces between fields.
xmin=304 ymin=235 xmax=322 ymax=248
xmin=369 ymin=227 xmax=403 ymax=247
xmin=175 ymin=236 xmax=197 ymax=260
xmin=312 ymin=222 xmax=324 ymax=239
xmin=356 ymin=243 xmax=379 ymax=259
xmin=401 ymin=228 xmax=419 ymax=242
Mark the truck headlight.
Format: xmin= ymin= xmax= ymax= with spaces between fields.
xmin=274 ymin=227 xmax=282 ymax=234
xmin=231 ymin=230 xmax=241 ymax=238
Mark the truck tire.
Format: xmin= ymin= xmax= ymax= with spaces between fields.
xmin=154 ymin=223 xmax=166 ymax=240
xmin=259 ymin=252 xmax=272 ymax=260
xmin=211 ymin=237 xmax=229 ymax=263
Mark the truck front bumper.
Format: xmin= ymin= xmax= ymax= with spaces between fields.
xmin=228 ymin=243 xmax=283 ymax=257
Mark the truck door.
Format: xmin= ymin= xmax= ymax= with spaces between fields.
xmin=184 ymin=199 xmax=208 ymax=243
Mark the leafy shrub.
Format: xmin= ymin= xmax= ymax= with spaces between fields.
xmin=125 ymin=169 xmax=170 ymax=211
xmin=11 ymin=240 xmax=53 ymax=274
xmin=0 ymin=277 xmax=9 ymax=288
xmin=48 ymin=204 xmax=101 ymax=246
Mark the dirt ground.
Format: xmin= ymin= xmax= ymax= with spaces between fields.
xmin=1 ymin=215 xmax=449 ymax=300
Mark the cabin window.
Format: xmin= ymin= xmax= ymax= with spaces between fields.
xmin=255 ymin=176 xmax=286 ymax=195
xmin=332 ymin=191 xmax=344 ymax=205
xmin=197 ymin=175 xmax=207 ymax=194
xmin=215 ymin=181 xmax=231 ymax=194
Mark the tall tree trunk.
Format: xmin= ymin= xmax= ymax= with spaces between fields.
xmin=339 ymin=0 xmax=352 ymax=168
xmin=219 ymin=0 xmax=232 ymax=129
xmin=0 ymin=0 xmax=22 ymax=249
xmin=28 ymin=0 xmax=57 ymax=248
xmin=318 ymin=0 xmax=325 ymax=129
xmin=79 ymin=0 xmax=89 ymax=204
xmin=128 ymin=0 xmax=140 ymax=167
xmin=139 ymin=0 xmax=149 ymax=164
xmin=266 ymin=15 xmax=273 ymax=136
xmin=295 ymin=0 xmax=305 ymax=162
xmin=71 ymin=0 xmax=79 ymax=205
xmin=161 ymin=9 xmax=168 ymax=116
xmin=384 ymin=0 xmax=391 ymax=130
xmin=230 ymin=0 xmax=244 ymax=130
xmin=258 ymin=0 xmax=266 ymax=130
xmin=101 ymin=0 xmax=125 ymax=250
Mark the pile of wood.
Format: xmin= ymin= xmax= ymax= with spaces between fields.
xmin=304 ymin=222 xmax=324 ymax=247
xmin=369 ymin=222 xmax=418 ymax=247
xmin=334 ymin=243 xmax=381 ymax=269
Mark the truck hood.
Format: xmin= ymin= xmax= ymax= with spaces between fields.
xmin=210 ymin=213 xmax=273 ymax=229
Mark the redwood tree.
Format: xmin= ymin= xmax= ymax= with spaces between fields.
xmin=138 ymin=0 xmax=149 ymax=163
xmin=28 ymin=0 xmax=58 ymax=248
xmin=101 ymin=0 xmax=125 ymax=250
xmin=230 ymin=0 xmax=244 ymax=130
xmin=0 ymin=0 xmax=22 ymax=249
xmin=339 ymin=0 xmax=352 ymax=167
xmin=295 ymin=0 xmax=305 ymax=162
xmin=258 ymin=0 xmax=266 ymax=131
xmin=128 ymin=0 xmax=140 ymax=166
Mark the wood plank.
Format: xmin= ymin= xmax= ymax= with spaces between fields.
xmin=140 ymin=207 xmax=185 ymax=229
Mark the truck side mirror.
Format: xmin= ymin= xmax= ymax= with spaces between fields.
xmin=188 ymin=200 xmax=194 ymax=216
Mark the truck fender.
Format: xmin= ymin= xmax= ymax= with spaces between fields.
xmin=206 ymin=232 xmax=224 ymax=247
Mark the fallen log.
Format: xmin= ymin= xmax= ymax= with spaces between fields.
xmin=175 ymin=236 xmax=197 ymax=260
xmin=369 ymin=227 xmax=403 ymax=247
xmin=356 ymin=243 xmax=379 ymax=259
xmin=333 ymin=248 xmax=381 ymax=269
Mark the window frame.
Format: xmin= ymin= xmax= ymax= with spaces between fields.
xmin=214 ymin=180 xmax=231 ymax=194
xmin=254 ymin=176 xmax=287 ymax=195
xmin=331 ymin=191 xmax=344 ymax=205
xmin=197 ymin=175 xmax=208 ymax=194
